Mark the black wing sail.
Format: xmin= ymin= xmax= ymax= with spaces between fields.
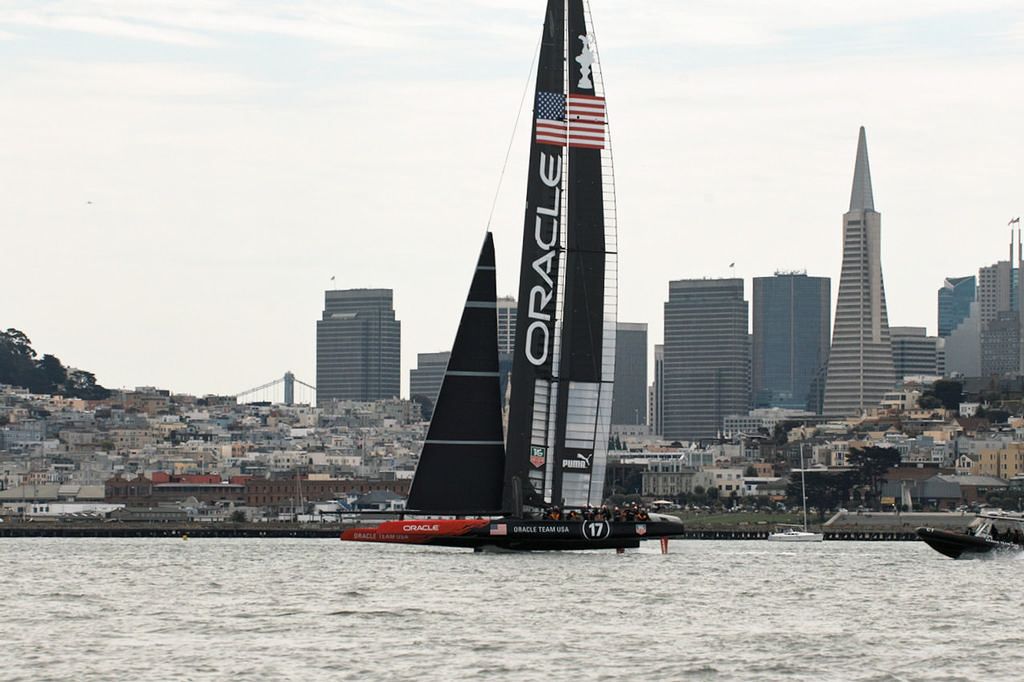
xmin=406 ymin=233 xmax=506 ymax=514
xmin=504 ymin=0 xmax=616 ymax=514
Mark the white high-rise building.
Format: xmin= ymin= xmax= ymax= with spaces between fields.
xmin=822 ymin=128 xmax=896 ymax=417
xmin=497 ymin=296 xmax=517 ymax=354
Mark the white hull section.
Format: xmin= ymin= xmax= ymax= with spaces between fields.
xmin=768 ymin=529 xmax=823 ymax=542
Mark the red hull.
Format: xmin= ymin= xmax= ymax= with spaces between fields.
xmin=340 ymin=515 xmax=685 ymax=551
xmin=340 ymin=519 xmax=491 ymax=545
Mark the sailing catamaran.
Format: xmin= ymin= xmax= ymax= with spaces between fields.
xmin=340 ymin=0 xmax=684 ymax=551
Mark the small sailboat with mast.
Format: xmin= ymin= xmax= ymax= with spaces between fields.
xmin=769 ymin=450 xmax=823 ymax=542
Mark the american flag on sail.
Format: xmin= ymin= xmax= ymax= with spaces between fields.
xmin=535 ymin=91 xmax=606 ymax=149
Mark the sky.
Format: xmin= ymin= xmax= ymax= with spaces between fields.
xmin=2 ymin=1 xmax=1023 ymax=400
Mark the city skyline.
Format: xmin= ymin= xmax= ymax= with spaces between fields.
xmin=2 ymin=2 xmax=1022 ymax=397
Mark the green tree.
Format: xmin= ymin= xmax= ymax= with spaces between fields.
xmin=612 ymin=468 xmax=643 ymax=496
xmin=987 ymin=488 xmax=1024 ymax=511
xmin=0 ymin=328 xmax=109 ymax=399
xmin=772 ymin=422 xmax=789 ymax=445
xmin=925 ymin=379 xmax=963 ymax=410
xmin=787 ymin=469 xmax=857 ymax=519
xmin=847 ymin=446 xmax=902 ymax=504
xmin=1 ymin=328 xmax=35 ymax=358
xmin=38 ymin=354 xmax=67 ymax=389
xmin=410 ymin=394 xmax=434 ymax=421
xmin=986 ymin=409 xmax=1011 ymax=424
xmin=66 ymin=369 xmax=110 ymax=400
xmin=0 ymin=328 xmax=40 ymax=390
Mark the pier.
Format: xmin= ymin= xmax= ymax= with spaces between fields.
xmin=681 ymin=528 xmax=918 ymax=541
xmin=0 ymin=523 xmax=344 ymax=538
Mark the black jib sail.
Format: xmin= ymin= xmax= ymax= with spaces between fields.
xmin=405 ymin=233 xmax=506 ymax=514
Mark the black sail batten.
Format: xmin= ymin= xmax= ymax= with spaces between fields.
xmin=504 ymin=0 xmax=615 ymax=514
xmin=406 ymin=233 xmax=505 ymax=514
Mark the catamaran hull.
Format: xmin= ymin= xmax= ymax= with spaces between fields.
xmin=916 ymin=526 xmax=1022 ymax=559
xmin=340 ymin=515 xmax=685 ymax=551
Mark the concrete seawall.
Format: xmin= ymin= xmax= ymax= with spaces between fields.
xmin=0 ymin=523 xmax=345 ymax=538
xmin=682 ymin=528 xmax=918 ymax=541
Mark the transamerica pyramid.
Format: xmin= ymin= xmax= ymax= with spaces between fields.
xmin=822 ymin=127 xmax=896 ymax=418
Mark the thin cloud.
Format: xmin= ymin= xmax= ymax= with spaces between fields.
xmin=0 ymin=1 xmax=532 ymax=51
xmin=1 ymin=9 xmax=220 ymax=46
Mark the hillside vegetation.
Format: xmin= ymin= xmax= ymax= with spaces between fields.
xmin=0 ymin=328 xmax=109 ymax=400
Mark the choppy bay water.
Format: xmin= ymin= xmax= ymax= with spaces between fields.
xmin=1 ymin=537 xmax=1022 ymax=681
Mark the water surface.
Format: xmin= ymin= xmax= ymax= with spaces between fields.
xmin=2 ymin=538 xmax=1020 ymax=681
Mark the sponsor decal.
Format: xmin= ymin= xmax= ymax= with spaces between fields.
xmin=524 ymin=152 xmax=561 ymax=367
xmin=512 ymin=525 xmax=571 ymax=534
xmin=350 ymin=532 xmax=412 ymax=542
xmin=581 ymin=520 xmax=611 ymax=540
xmin=402 ymin=524 xmax=440 ymax=532
xmin=561 ymin=448 xmax=594 ymax=473
xmin=342 ymin=519 xmax=489 ymax=543
xmin=530 ymin=446 xmax=547 ymax=468
xmin=575 ymin=34 xmax=596 ymax=89
xmin=636 ymin=524 xmax=647 ymax=536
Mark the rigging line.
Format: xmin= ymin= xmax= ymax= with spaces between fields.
xmin=485 ymin=27 xmax=543 ymax=233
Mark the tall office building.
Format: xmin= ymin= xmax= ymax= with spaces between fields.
xmin=497 ymin=296 xmax=517 ymax=354
xmin=612 ymin=322 xmax=647 ymax=426
xmin=409 ymin=351 xmax=449 ymax=404
xmin=752 ymin=272 xmax=830 ymax=410
xmin=945 ymin=301 xmax=981 ymax=376
xmin=981 ymin=310 xmax=1020 ymax=376
xmin=978 ymin=260 xmax=1016 ymax=329
xmin=978 ymin=250 xmax=1022 ymax=377
xmin=822 ymin=127 xmax=896 ymax=418
xmin=649 ymin=344 xmax=664 ymax=436
xmin=316 ymin=288 xmax=401 ymax=405
xmin=937 ymin=276 xmax=976 ymax=338
xmin=890 ymin=327 xmax=943 ymax=379
xmin=663 ymin=278 xmax=750 ymax=441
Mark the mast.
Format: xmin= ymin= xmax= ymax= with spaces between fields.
xmin=504 ymin=0 xmax=616 ymax=513
xmin=800 ymin=448 xmax=809 ymax=532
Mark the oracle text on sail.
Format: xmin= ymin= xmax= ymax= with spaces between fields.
xmin=525 ymin=152 xmax=561 ymax=367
